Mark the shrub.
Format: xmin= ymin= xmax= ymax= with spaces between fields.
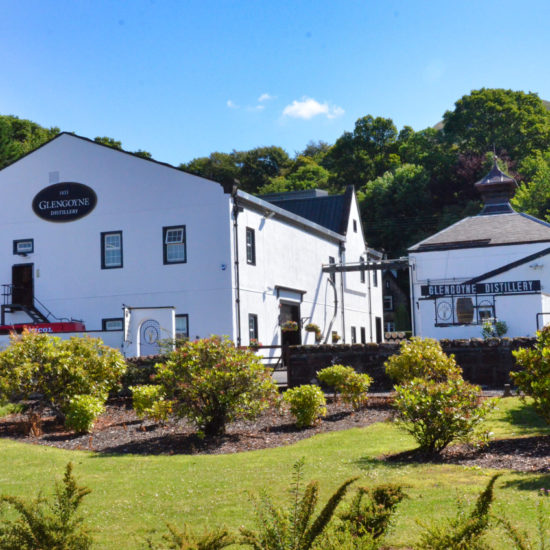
xmin=512 ymin=325 xmax=550 ymax=424
xmin=338 ymin=484 xmax=406 ymax=542
xmin=64 ymin=394 xmax=105 ymax=433
xmin=240 ymin=458 xmax=357 ymax=550
xmin=150 ymin=336 xmax=277 ymax=436
xmin=0 ymin=462 xmax=92 ymax=549
xmin=393 ymin=377 xmax=494 ymax=455
xmin=416 ymin=474 xmax=500 ymax=549
xmin=0 ymin=331 xmax=126 ymax=430
xmin=340 ymin=372 xmax=372 ymax=410
xmin=131 ymin=384 xmax=171 ymax=423
xmin=147 ymin=523 xmax=234 ymax=549
xmin=384 ymin=337 xmax=461 ymax=383
xmin=318 ymin=365 xmax=355 ymax=396
xmin=283 ymin=385 xmax=327 ymax=428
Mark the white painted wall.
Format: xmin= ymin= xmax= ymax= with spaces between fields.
xmin=410 ymin=244 xmax=550 ymax=338
xmin=0 ymin=135 xmax=234 ymax=341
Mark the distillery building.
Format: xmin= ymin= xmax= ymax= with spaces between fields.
xmin=409 ymin=161 xmax=550 ymax=339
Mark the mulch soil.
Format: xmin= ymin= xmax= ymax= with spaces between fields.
xmin=0 ymin=395 xmax=549 ymax=472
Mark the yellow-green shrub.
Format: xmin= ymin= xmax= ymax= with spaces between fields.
xmin=283 ymin=385 xmax=327 ymax=428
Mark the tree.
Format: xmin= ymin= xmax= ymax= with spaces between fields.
xmin=180 ymin=151 xmax=239 ymax=190
xmin=323 ymin=115 xmax=399 ymax=190
xmin=258 ymin=156 xmax=330 ymax=194
xmin=442 ymin=88 xmax=550 ymax=161
xmin=93 ymin=136 xmax=122 ymax=149
xmin=358 ymin=164 xmax=434 ymax=256
xmin=512 ymin=151 xmax=550 ymax=220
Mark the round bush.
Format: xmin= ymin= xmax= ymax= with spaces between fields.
xmin=283 ymin=384 xmax=327 ymax=428
xmin=64 ymin=394 xmax=105 ymax=433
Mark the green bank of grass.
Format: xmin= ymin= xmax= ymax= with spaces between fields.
xmin=0 ymin=396 xmax=548 ymax=548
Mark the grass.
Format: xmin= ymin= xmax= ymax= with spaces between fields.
xmin=0 ymin=396 xmax=549 ymax=548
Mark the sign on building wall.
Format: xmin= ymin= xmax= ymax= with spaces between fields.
xmin=421 ymin=280 xmax=541 ymax=297
xmin=32 ymin=182 xmax=97 ymax=222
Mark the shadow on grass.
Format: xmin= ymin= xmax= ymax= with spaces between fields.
xmin=502 ymin=474 xmax=550 ymax=491
xmin=503 ymin=400 xmax=550 ymax=436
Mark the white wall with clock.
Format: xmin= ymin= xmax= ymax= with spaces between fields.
xmin=409 ymin=234 xmax=550 ymax=339
xmin=0 ymin=133 xmax=383 ymax=356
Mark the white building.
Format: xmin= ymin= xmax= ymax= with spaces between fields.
xmin=0 ymin=133 xmax=383 ymax=356
xmin=409 ymin=161 xmax=550 ymax=339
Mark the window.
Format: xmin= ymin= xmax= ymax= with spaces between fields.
xmin=360 ymin=327 xmax=366 ymax=344
xmin=385 ymin=321 xmax=395 ymax=332
xmin=101 ymin=231 xmax=122 ymax=269
xmin=386 ymin=279 xmax=390 ymax=289
xmin=360 ymin=257 xmax=365 ymax=284
xmin=248 ymin=313 xmax=258 ymax=342
xmin=383 ymin=295 xmax=393 ymax=311
xmin=246 ymin=227 xmax=256 ymax=265
xmin=163 ymin=226 xmax=186 ymax=264
xmin=176 ymin=314 xmax=189 ymax=339
xmin=351 ymin=326 xmax=357 ymax=344
xmin=353 ymin=219 xmax=357 ymax=232
xmin=102 ymin=318 xmax=123 ymax=331
xmin=329 ymin=256 xmax=336 ymax=283
xmin=13 ymin=239 xmax=33 ymax=255
xmin=373 ymin=269 xmax=378 ymax=287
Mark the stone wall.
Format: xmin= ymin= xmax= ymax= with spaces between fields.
xmin=287 ymin=337 xmax=536 ymax=390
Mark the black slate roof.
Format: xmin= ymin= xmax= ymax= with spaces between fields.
xmin=409 ymin=212 xmax=550 ymax=252
xmin=262 ymin=187 xmax=353 ymax=235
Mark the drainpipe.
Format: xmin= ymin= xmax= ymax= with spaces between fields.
xmin=367 ymin=253 xmax=373 ymax=342
xmin=231 ymin=185 xmax=242 ymax=346
xmin=339 ymin=242 xmax=346 ymax=343
xmin=409 ymin=258 xmax=416 ymax=336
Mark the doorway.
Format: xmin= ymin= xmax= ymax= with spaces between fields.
xmin=12 ymin=264 xmax=33 ymax=307
xmin=139 ymin=319 xmax=161 ymax=356
xmin=280 ymin=302 xmax=301 ymax=347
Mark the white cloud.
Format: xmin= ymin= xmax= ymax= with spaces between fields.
xmin=258 ymin=93 xmax=275 ymax=102
xmin=247 ymin=104 xmax=265 ymax=112
xmin=226 ymin=99 xmax=239 ymax=109
xmin=282 ymin=97 xmax=344 ymax=120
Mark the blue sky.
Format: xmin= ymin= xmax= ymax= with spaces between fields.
xmin=1 ymin=0 xmax=550 ymax=166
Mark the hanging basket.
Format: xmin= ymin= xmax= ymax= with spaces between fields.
xmin=281 ymin=320 xmax=299 ymax=332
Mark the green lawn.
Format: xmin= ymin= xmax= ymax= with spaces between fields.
xmin=0 ymin=397 xmax=549 ymax=548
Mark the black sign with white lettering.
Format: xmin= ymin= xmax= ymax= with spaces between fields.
xmin=32 ymin=182 xmax=97 ymax=222
xmin=421 ymin=280 xmax=541 ymax=297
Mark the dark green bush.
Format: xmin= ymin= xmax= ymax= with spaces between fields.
xmin=416 ymin=474 xmax=500 ymax=549
xmin=147 ymin=523 xmax=234 ymax=549
xmin=240 ymin=458 xmax=357 ymax=550
xmin=0 ymin=462 xmax=92 ymax=550
xmin=512 ymin=325 xmax=550 ymax=424
xmin=142 ymin=336 xmax=277 ymax=436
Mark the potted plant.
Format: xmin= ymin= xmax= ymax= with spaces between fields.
xmin=305 ymin=323 xmax=322 ymax=343
xmin=281 ymin=320 xmax=299 ymax=332
xmin=249 ymin=338 xmax=261 ymax=350
xmin=331 ymin=331 xmax=341 ymax=344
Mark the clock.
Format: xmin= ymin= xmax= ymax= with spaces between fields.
xmin=436 ymin=300 xmax=453 ymax=322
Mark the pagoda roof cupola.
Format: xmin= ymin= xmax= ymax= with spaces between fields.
xmin=475 ymin=159 xmax=518 ymax=215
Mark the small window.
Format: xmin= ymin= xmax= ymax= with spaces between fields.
xmin=163 ymin=226 xmax=186 ymax=264
xmin=373 ymin=269 xmax=378 ymax=287
xmin=360 ymin=257 xmax=365 ymax=284
xmin=353 ymin=220 xmax=357 ymax=233
xmin=176 ymin=314 xmax=189 ymax=339
xmin=351 ymin=326 xmax=357 ymax=344
xmin=360 ymin=327 xmax=366 ymax=344
xmin=101 ymin=231 xmax=123 ymax=269
xmin=13 ymin=239 xmax=34 ymax=255
xmin=383 ymin=295 xmax=393 ymax=311
xmin=246 ymin=227 xmax=256 ymax=265
xmin=385 ymin=321 xmax=395 ymax=332
xmin=329 ymin=256 xmax=336 ymax=283
xmin=102 ymin=318 xmax=123 ymax=331
xmin=248 ymin=313 xmax=258 ymax=342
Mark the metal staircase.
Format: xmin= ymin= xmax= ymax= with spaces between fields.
xmin=1 ymin=284 xmax=49 ymax=325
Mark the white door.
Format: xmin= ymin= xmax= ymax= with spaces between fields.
xmin=139 ymin=319 xmax=161 ymax=356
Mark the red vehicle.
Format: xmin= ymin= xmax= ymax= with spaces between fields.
xmin=0 ymin=321 xmax=86 ymax=335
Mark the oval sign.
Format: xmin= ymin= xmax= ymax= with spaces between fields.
xmin=32 ymin=182 xmax=97 ymax=222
